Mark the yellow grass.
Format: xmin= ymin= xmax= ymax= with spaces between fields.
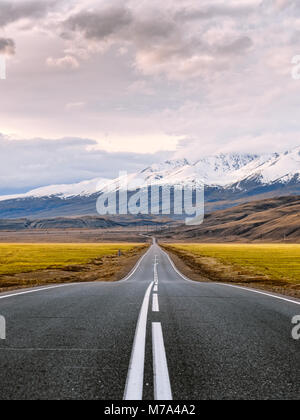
xmin=166 ymin=243 xmax=300 ymax=285
xmin=0 ymin=243 xmax=144 ymax=276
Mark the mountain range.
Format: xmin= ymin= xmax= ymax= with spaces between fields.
xmin=1 ymin=146 xmax=299 ymax=219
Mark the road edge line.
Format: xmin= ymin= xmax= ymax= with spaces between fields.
xmin=0 ymin=284 xmax=76 ymax=300
xmin=217 ymin=283 xmax=300 ymax=306
xmin=118 ymin=245 xmax=153 ymax=283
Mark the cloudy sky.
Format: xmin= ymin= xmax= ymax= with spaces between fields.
xmin=0 ymin=0 xmax=299 ymax=194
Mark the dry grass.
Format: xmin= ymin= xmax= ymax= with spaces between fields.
xmin=162 ymin=243 xmax=300 ymax=298
xmin=0 ymin=243 xmax=148 ymax=291
xmin=0 ymin=243 xmax=144 ymax=275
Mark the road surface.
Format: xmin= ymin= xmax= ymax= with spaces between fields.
xmin=0 ymin=242 xmax=299 ymax=400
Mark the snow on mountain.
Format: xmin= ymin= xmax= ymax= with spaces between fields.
xmin=101 ymin=159 xmax=192 ymax=193
xmin=0 ymin=147 xmax=299 ymax=203
xmin=0 ymin=177 xmax=112 ymax=202
xmin=111 ymin=154 xmax=258 ymax=189
xmin=171 ymin=153 xmax=259 ymax=187
xmin=232 ymin=146 xmax=300 ymax=187
xmin=141 ymin=159 xmax=190 ymax=175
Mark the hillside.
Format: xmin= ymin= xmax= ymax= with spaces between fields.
xmin=158 ymin=196 xmax=300 ymax=242
xmin=0 ymin=215 xmax=174 ymax=231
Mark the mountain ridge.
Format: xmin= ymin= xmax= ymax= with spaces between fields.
xmin=0 ymin=147 xmax=299 ymax=219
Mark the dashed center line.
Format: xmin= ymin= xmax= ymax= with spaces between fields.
xmin=154 ymin=256 xmax=158 ymax=285
xmin=152 ymin=322 xmax=173 ymax=400
xmin=123 ymin=281 xmax=154 ymax=400
xmin=152 ymin=293 xmax=159 ymax=312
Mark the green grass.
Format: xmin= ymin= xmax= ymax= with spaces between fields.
xmin=166 ymin=244 xmax=300 ymax=284
xmin=0 ymin=243 xmax=144 ymax=275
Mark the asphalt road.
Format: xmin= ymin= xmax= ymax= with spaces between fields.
xmin=0 ymin=241 xmax=299 ymax=400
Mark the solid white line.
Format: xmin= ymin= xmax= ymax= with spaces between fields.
xmin=152 ymin=322 xmax=173 ymax=401
xmin=152 ymin=293 xmax=159 ymax=312
xmin=160 ymin=247 xmax=194 ymax=283
xmin=153 ymin=285 xmax=158 ymax=292
xmin=119 ymin=246 xmax=153 ymax=283
xmin=218 ymin=283 xmax=300 ymax=306
xmin=160 ymin=246 xmax=300 ymax=306
xmin=0 ymin=284 xmax=76 ymax=300
xmin=124 ymin=281 xmax=154 ymax=400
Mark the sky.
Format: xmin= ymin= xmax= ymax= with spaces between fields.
xmin=0 ymin=0 xmax=300 ymax=194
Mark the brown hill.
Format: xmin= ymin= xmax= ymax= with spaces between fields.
xmin=158 ymin=195 xmax=300 ymax=242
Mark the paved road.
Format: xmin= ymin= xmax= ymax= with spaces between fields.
xmin=0 ymin=242 xmax=299 ymax=400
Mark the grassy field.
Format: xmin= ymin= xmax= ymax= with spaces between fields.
xmin=162 ymin=244 xmax=300 ymax=295
xmin=0 ymin=243 xmax=145 ymax=276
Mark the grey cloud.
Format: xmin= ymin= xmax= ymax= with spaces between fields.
xmin=216 ymin=36 xmax=253 ymax=55
xmin=290 ymin=30 xmax=300 ymax=45
xmin=66 ymin=6 xmax=133 ymax=40
xmin=130 ymin=14 xmax=178 ymax=48
xmin=0 ymin=0 xmax=58 ymax=27
xmin=63 ymin=3 xmax=254 ymax=80
xmin=0 ymin=135 xmax=170 ymax=194
xmin=133 ymin=19 xmax=175 ymax=41
xmin=175 ymin=4 xmax=255 ymax=21
xmin=0 ymin=38 xmax=15 ymax=55
xmin=65 ymin=5 xmax=180 ymax=46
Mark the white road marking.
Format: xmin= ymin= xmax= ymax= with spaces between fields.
xmin=161 ymin=246 xmax=300 ymax=306
xmin=124 ymin=281 xmax=154 ymax=400
xmin=160 ymin=248 xmax=194 ymax=283
xmin=218 ymin=283 xmax=300 ymax=306
xmin=154 ymin=259 xmax=158 ymax=285
xmin=119 ymin=246 xmax=153 ymax=283
xmin=0 ymin=284 xmax=76 ymax=300
xmin=153 ymin=285 xmax=158 ymax=292
xmin=152 ymin=293 xmax=159 ymax=312
xmin=152 ymin=322 xmax=173 ymax=401
xmin=0 ymin=347 xmax=109 ymax=352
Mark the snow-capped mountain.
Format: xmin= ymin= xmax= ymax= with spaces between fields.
xmin=0 ymin=177 xmax=112 ymax=202
xmin=232 ymin=146 xmax=300 ymax=187
xmin=0 ymin=147 xmax=299 ymax=218
xmin=154 ymin=153 xmax=259 ymax=187
xmin=99 ymin=153 xmax=260 ymax=193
